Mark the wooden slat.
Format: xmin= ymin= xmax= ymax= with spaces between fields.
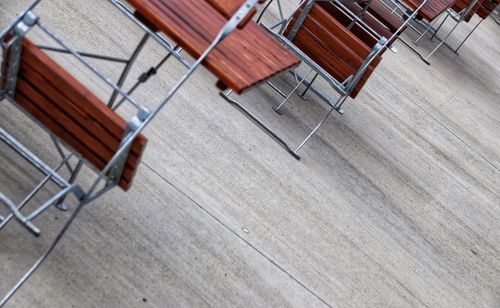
xmin=15 ymin=39 xmax=147 ymax=191
xmin=477 ymin=0 xmax=497 ymax=18
xmin=318 ymin=2 xmax=390 ymax=47
xmin=366 ymin=0 xmax=404 ymax=33
xmin=127 ymin=0 xmax=300 ymax=94
xmin=285 ymin=4 xmax=381 ymax=98
xmin=17 ymin=64 xmax=141 ymax=175
xmin=403 ymin=0 xmax=454 ymax=21
xmin=204 ymin=0 xmax=257 ymax=27
xmin=206 ymin=0 xmax=247 ymax=17
xmin=205 ymin=0 xmax=267 ymax=19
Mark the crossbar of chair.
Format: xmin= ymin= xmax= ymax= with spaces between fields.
xmin=1 ymin=1 xmax=262 ymax=304
xmin=222 ymin=0 xmax=427 ymax=158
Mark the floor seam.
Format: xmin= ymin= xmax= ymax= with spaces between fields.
xmin=141 ymin=162 xmax=334 ymax=308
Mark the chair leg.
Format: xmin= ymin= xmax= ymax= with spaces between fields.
xmin=299 ymin=72 xmax=319 ymax=99
xmin=0 ymin=198 xmax=87 ymax=307
xmin=273 ymin=69 xmax=314 ymax=114
xmin=221 ymin=90 xmax=301 ymax=160
xmin=414 ymin=13 xmax=447 ymax=44
xmin=423 ymin=21 xmax=461 ymax=62
xmin=292 ymin=94 xmax=347 ymax=154
xmin=107 ymin=33 xmax=149 ymax=108
xmin=429 ymin=13 xmax=449 ymax=41
xmin=55 ymin=160 xmax=83 ymax=211
xmin=294 ymin=105 xmax=336 ymax=154
xmin=454 ymin=18 xmax=484 ymax=53
xmin=333 ymin=96 xmax=349 ymax=114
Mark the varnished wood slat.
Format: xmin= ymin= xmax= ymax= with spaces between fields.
xmin=286 ymin=4 xmax=381 ymax=98
xmin=205 ymin=0 xmax=267 ymax=19
xmin=204 ymin=0 xmax=257 ymax=27
xmin=365 ymin=0 xmax=404 ymax=33
xmin=20 ymin=41 xmax=146 ymax=156
xmin=452 ymin=0 xmax=483 ymax=21
xmin=318 ymin=2 xmax=390 ymax=47
xmin=127 ymin=0 xmax=300 ymax=94
xmin=403 ymin=0 xmax=454 ymax=21
xmin=15 ymin=39 xmax=147 ymax=191
xmin=17 ymin=65 xmax=141 ymax=180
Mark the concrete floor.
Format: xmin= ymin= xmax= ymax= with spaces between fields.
xmin=0 ymin=0 xmax=499 ymax=307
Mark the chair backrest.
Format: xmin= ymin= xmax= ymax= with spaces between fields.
xmin=2 ymin=38 xmax=147 ymax=191
xmin=285 ymin=3 xmax=382 ymax=98
xmin=319 ymin=1 xmax=394 ymax=47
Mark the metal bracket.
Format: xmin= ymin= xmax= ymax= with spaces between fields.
xmin=107 ymin=106 xmax=151 ymax=186
xmin=4 ymin=11 xmax=38 ymax=97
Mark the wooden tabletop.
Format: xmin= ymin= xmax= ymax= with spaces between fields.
xmin=128 ymin=0 xmax=300 ymax=93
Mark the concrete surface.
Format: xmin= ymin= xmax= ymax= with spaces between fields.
xmin=0 ymin=0 xmax=499 ymax=307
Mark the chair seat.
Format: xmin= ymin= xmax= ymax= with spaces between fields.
xmin=128 ymin=0 xmax=300 ymax=94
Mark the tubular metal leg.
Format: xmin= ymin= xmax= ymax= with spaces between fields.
xmin=429 ymin=13 xmax=449 ymax=41
xmin=0 ymin=197 xmax=87 ymax=307
xmin=294 ymin=105 xmax=336 ymax=153
xmin=299 ymin=72 xmax=319 ymax=98
xmin=221 ymin=89 xmax=301 ymax=160
xmin=397 ymin=37 xmax=432 ymax=65
xmin=107 ymin=33 xmax=149 ymax=108
xmin=273 ymin=69 xmax=314 ymax=114
xmin=333 ymin=95 xmax=349 ymax=113
xmin=454 ymin=18 xmax=484 ymax=53
xmin=424 ymin=21 xmax=461 ymax=61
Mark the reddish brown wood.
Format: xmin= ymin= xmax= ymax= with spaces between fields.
xmin=403 ymin=0 xmax=455 ymax=21
xmin=13 ymin=39 xmax=147 ymax=191
xmin=127 ymin=0 xmax=300 ymax=94
xmin=451 ymin=0 xmax=483 ymax=21
xmin=318 ymin=2 xmax=391 ymax=47
xmin=477 ymin=0 xmax=498 ymax=18
xmin=204 ymin=0 xmax=257 ymax=27
xmin=285 ymin=4 xmax=382 ymax=98
xmin=365 ymin=0 xmax=404 ymax=33
xmin=206 ymin=0 xmax=267 ymax=18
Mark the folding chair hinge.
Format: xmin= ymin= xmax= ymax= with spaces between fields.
xmin=4 ymin=11 xmax=38 ymax=97
xmin=107 ymin=106 xmax=150 ymax=186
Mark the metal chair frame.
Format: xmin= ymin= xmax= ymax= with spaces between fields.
xmin=221 ymin=0 xmax=427 ymax=159
xmin=494 ymin=6 xmax=500 ymax=24
xmin=0 ymin=0 xmax=260 ymax=305
xmin=376 ymin=0 xmax=483 ymax=63
xmin=412 ymin=0 xmax=489 ymax=54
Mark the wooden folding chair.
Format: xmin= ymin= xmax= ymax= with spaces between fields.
xmin=221 ymin=0 xmax=425 ymax=158
xmin=409 ymin=0 xmax=491 ymax=55
xmin=377 ymin=0 xmax=489 ymax=62
xmin=0 ymin=0 xmax=264 ymax=305
xmin=446 ymin=0 xmax=499 ymax=51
